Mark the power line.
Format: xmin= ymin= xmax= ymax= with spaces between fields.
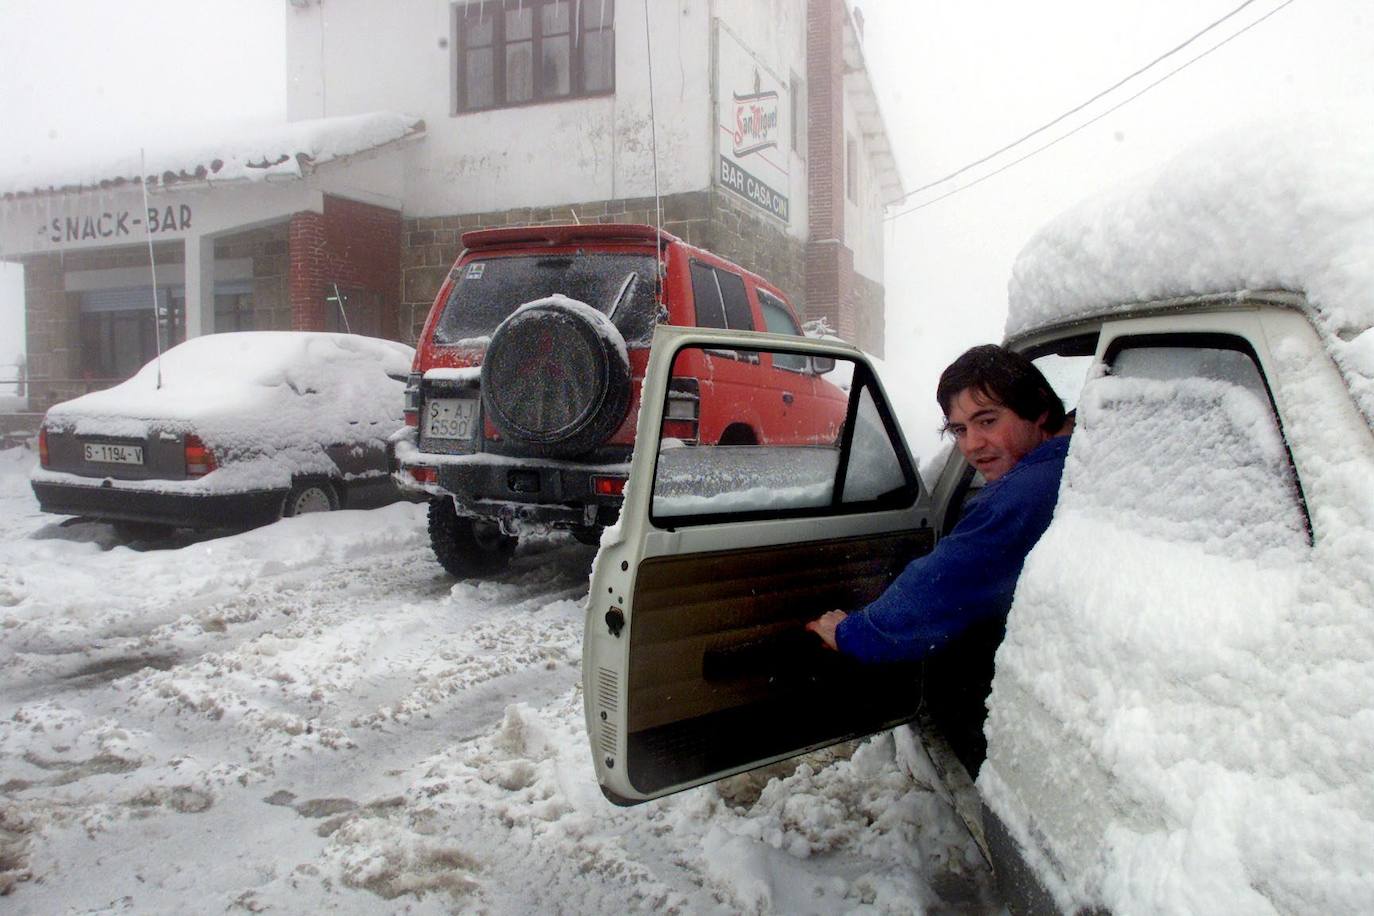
xmin=895 ymin=0 xmax=1267 ymax=204
xmin=886 ymin=0 xmax=1295 ymax=222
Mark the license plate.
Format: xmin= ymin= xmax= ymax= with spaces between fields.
xmin=424 ymin=398 xmax=479 ymax=440
xmin=84 ymin=442 xmax=144 ymax=465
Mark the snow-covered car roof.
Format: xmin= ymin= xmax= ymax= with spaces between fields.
xmin=1006 ymin=111 xmax=1374 ymax=425
xmin=45 ymin=332 xmax=413 ymax=459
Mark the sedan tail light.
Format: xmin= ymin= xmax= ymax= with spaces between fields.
xmin=38 ymin=426 xmax=49 ymax=468
xmin=184 ymin=434 xmax=217 ymax=478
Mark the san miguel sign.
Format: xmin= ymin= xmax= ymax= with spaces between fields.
xmin=715 ymin=26 xmax=790 ymax=222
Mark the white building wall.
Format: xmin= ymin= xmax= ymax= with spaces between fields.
xmin=286 ymin=0 xmax=713 ymax=217
xmin=842 ymin=88 xmax=886 ymax=283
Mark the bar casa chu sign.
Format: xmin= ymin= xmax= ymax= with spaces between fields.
xmin=715 ymin=27 xmax=789 ymax=222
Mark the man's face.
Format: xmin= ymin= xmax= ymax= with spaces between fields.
xmin=945 ymin=387 xmax=1050 ymax=482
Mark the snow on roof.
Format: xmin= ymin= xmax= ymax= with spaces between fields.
xmin=1007 ymin=113 xmax=1374 ymax=340
xmin=0 ymin=112 xmax=425 ymax=201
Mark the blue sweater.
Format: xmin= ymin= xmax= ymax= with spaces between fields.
xmin=835 ymin=435 xmax=1070 ymax=664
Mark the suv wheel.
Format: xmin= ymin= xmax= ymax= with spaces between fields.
xmin=481 ymin=297 xmax=631 ymax=457
xmin=427 ymin=496 xmax=516 ymax=577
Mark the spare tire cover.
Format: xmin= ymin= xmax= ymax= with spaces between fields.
xmin=481 ymin=296 xmax=631 ymax=457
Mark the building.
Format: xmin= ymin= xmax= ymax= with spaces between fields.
xmin=0 ymin=0 xmax=902 ymax=412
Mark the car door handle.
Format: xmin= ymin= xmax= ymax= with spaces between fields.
xmin=782 ymin=392 xmax=794 ymax=405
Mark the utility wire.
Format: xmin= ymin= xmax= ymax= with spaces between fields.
xmin=892 ymin=0 xmax=1266 ymax=204
xmin=886 ymin=0 xmax=1295 ymax=222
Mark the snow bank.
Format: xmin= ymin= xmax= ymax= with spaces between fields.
xmin=1007 ymin=111 xmax=1374 ymax=426
xmin=0 ymin=112 xmax=424 ymax=198
xmin=38 ymin=331 xmax=412 ymax=491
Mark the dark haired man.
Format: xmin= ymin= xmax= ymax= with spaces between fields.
xmin=806 ymin=344 xmax=1072 ymax=770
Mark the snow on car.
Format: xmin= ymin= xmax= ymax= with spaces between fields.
xmin=583 ymin=113 xmax=1374 ymax=915
xmin=30 ymin=331 xmax=415 ymax=536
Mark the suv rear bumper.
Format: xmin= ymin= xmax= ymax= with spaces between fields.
xmin=402 ymin=457 xmax=627 ymax=529
xmin=32 ymin=479 xmax=286 ymax=529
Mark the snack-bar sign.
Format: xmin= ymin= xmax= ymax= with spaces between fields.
xmin=37 ymin=204 xmax=194 ymax=245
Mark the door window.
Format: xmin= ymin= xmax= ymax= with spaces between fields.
xmin=651 ymin=344 xmax=918 ymax=525
xmin=759 ymin=290 xmax=808 ymax=372
xmin=1079 ymin=335 xmax=1309 ymax=558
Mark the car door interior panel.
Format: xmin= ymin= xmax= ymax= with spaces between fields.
xmin=625 ymin=529 xmax=933 ymax=793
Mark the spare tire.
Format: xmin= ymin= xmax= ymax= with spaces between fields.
xmin=481 ymin=297 xmax=631 ymax=457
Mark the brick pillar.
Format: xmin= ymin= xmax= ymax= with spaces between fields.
xmin=289 ymin=210 xmax=327 ymax=330
xmin=805 ymin=0 xmax=855 ymax=343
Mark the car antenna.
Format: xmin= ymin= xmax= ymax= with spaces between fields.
xmin=139 ymin=148 xmax=164 ymax=390
xmin=329 ymin=282 xmax=353 ymax=333
xmin=641 ymin=0 xmax=664 ymax=304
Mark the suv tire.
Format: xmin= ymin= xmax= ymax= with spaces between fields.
xmin=427 ymin=496 xmax=516 ymax=577
xmin=481 ymin=298 xmax=631 ymax=458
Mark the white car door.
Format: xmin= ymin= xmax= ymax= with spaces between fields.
xmin=583 ymin=325 xmax=934 ymax=805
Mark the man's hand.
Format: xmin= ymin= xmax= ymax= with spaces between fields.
xmin=805 ymin=610 xmax=848 ymax=651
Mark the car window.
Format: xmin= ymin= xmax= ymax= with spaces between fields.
xmin=689 ymin=262 xmax=727 ymax=329
xmin=715 ymin=270 xmax=754 ymax=331
xmin=650 ymin=344 xmax=918 ymax=524
xmin=759 ymin=291 xmax=807 ymax=372
xmin=1077 ymin=335 xmax=1309 ymax=559
xmin=433 ymin=253 xmax=658 ymax=345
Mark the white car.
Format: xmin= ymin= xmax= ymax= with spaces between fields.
xmin=582 ymin=116 xmax=1374 ymax=914
xmin=32 ymin=331 xmax=415 ymax=538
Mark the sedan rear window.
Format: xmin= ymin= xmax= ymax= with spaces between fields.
xmin=434 ymin=253 xmax=660 ymax=345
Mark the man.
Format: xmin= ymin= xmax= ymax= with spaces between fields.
xmin=806 ymin=344 xmax=1072 ymax=770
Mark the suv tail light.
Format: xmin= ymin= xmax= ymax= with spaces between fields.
xmin=38 ymin=426 xmax=49 ymax=468
xmin=663 ymin=377 xmax=700 ymax=443
xmin=592 ymin=474 xmax=626 ymax=497
xmin=184 ymin=434 xmax=217 ymax=478
xmin=403 ymin=372 xmax=422 ymax=427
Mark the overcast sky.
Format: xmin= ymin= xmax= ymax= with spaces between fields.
xmin=2 ymin=0 xmax=1372 ymax=441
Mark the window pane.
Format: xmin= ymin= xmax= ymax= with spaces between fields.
xmin=507 ymin=41 xmax=534 ymax=102
xmin=581 ymin=0 xmax=612 ymax=28
xmin=582 ymin=30 xmax=613 ymax=92
xmin=542 ymin=0 xmax=571 ymax=33
xmin=1074 ymin=342 xmax=1308 ymax=559
xmin=653 ymin=346 xmax=851 ymax=519
xmin=505 ymin=6 xmax=532 ymax=40
xmin=843 ymin=386 xmax=907 ymax=503
xmin=465 ymin=47 xmax=494 ymax=108
xmin=689 ymin=263 xmax=726 ymax=329
xmin=759 ymin=294 xmax=799 ymax=335
xmin=541 ymin=35 xmax=571 ymax=96
xmin=464 ymin=11 xmax=494 ymax=46
xmin=716 ymin=271 xmax=754 ymax=331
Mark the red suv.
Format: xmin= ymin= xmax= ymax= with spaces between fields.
xmin=394 ymin=224 xmax=845 ymax=576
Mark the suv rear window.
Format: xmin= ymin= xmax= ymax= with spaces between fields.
xmin=434 ymin=253 xmax=660 ymax=345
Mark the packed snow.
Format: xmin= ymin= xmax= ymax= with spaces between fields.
xmin=32 ymin=332 xmax=412 ymax=493
xmin=0 ymin=112 xmax=424 ymax=199
xmin=1006 ymin=112 xmax=1374 ymax=428
xmin=0 ymin=445 xmax=997 ymax=912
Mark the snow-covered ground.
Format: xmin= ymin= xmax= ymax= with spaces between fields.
xmin=0 ymin=444 xmax=994 ymax=913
